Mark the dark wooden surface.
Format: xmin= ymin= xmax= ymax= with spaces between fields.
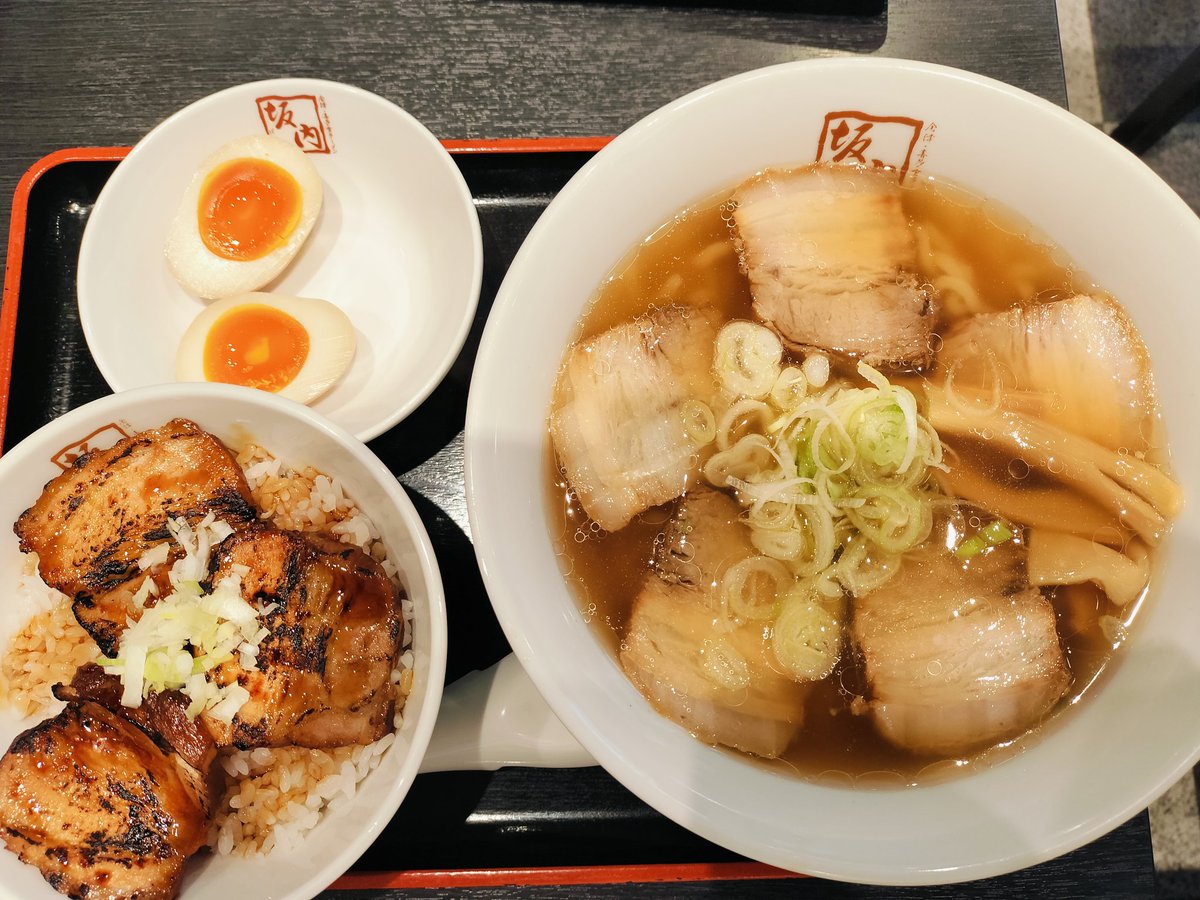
xmin=0 ymin=0 xmax=1065 ymax=290
xmin=0 ymin=3 xmax=1155 ymax=899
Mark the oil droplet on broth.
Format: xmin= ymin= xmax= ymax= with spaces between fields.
xmin=1007 ymin=458 xmax=1031 ymax=480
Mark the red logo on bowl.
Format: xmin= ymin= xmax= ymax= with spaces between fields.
xmin=816 ymin=111 xmax=927 ymax=180
xmin=51 ymin=423 xmax=132 ymax=471
xmin=256 ymin=94 xmax=332 ymax=154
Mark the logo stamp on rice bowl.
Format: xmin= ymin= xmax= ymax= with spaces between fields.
xmin=50 ymin=423 xmax=133 ymax=470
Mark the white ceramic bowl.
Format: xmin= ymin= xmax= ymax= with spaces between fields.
xmin=78 ymin=78 xmax=482 ymax=442
xmin=465 ymin=57 xmax=1200 ymax=884
xmin=0 ymin=383 xmax=447 ymax=900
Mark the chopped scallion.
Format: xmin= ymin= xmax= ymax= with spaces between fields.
xmin=956 ymin=520 xmax=1015 ymax=559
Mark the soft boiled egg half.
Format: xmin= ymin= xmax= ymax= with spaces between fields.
xmin=177 ymin=292 xmax=355 ymax=404
xmin=165 ymin=135 xmax=323 ymax=299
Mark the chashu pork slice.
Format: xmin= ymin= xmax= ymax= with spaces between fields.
xmin=0 ymin=700 xmax=210 ymax=900
xmin=733 ymin=165 xmax=935 ymax=369
xmin=852 ymin=520 xmax=1070 ymax=757
xmin=14 ymin=418 xmax=257 ymax=654
xmin=653 ymin=483 xmax=758 ymax=590
xmin=938 ymin=293 xmax=1159 ymax=452
xmin=550 ymin=305 xmax=719 ymax=533
xmin=621 ymin=486 xmax=808 ymax=758
xmin=202 ymin=523 xmax=402 ymax=749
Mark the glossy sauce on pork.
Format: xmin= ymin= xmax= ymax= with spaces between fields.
xmin=0 ymin=701 xmax=210 ymax=899
xmin=547 ymin=166 xmax=1173 ymax=784
xmin=202 ymin=523 xmax=401 ymax=749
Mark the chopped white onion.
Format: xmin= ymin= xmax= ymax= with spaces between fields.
xmin=138 ymin=542 xmax=170 ymax=571
xmin=109 ymin=515 xmax=262 ymax=721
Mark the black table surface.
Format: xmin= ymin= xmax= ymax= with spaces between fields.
xmin=1 ymin=3 xmax=1158 ymax=899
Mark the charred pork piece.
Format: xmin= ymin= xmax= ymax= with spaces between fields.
xmin=0 ymin=701 xmax=209 ymax=900
xmin=54 ymin=663 xmax=217 ymax=773
xmin=732 ymin=166 xmax=935 ymax=370
xmin=852 ymin=516 xmax=1071 ymax=757
xmin=14 ymin=418 xmax=256 ymax=653
xmin=622 ymin=487 xmax=808 ymax=758
xmin=72 ymin=568 xmax=173 ymax=659
xmin=550 ymin=305 xmax=719 ymax=533
xmin=202 ymin=523 xmax=402 ymax=749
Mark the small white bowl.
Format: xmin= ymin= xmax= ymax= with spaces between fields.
xmin=0 ymin=383 xmax=447 ymax=900
xmin=465 ymin=57 xmax=1200 ymax=884
xmin=78 ymin=79 xmax=482 ymax=442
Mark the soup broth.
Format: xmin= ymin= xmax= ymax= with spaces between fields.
xmin=547 ymin=166 xmax=1174 ymax=785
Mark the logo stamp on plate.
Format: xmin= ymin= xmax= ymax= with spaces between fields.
xmin=256 ymin=94 xmax=334 ymax=154
xmin=816 ymin=111 xmax=929 ymax=181
xmin=51 ymin=423 xmax=133 ymax=471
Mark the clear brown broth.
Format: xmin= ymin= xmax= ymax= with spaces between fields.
xmin=546 ymin=170 xmax=1147 ymax=785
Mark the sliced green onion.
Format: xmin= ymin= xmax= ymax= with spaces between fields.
xmin=770 ymin=585 xmax=842 ymax=682
xmin=955 ymin=520 xmax=1015 ymax=559
xmin=720 ymin=555 xmax=792 ymax=620
xmin=980 ymin=520 xmax=1014 ymax=545
xmin=679 ymin=399 xmax=717 ymax=444
xmin=714 ymin=321 xmax=784 ymax=399
xmin=706 ymin=357 xmax=945 ymax=600
xmin=769 ymin=366 xmax=808 ymax=413
xmin=845 ymin=484 xmax=932 ymax=554
xmin=801 ymin=353 xmax=830 ymax=389
xmin=954 ymin=536 xmax=988 ymax=560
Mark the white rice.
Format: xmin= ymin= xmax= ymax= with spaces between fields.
xmin=0 ymin=555 xmax=98 ymax=719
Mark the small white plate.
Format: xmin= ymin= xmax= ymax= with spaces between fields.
xmin=78 ymin=79 xmax=482 ymax=442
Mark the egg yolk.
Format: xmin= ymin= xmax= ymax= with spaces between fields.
xmin=202 ymin=304 xmax=309 ymax=391
xmin=197 ymin=158 xmax=302 ymax=261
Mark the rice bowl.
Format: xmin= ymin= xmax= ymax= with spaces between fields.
xmin=0 ymin=383 xmax=446 ymax=900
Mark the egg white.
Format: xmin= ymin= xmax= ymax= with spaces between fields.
xmin=165 ymin=135 xmax=323 ymax=299
xmin=176 ymin=292 xmax=356 ymax=404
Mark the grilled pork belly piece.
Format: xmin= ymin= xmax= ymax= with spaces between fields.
xmin=550 ymin=305 xmax=719 ymax=533
xmin=0 ymin=701 xmax=209 ymax=900
xmin=201 ymin=523 xmax=402 ymax=749
xmin=939 ymin=293 xmax=1159 ymax=452
xmin=733 ymin=166 xmax=935 ymax=369
xmin=851 ymin=518 xmax=1071 ymax=756
xmin=53 ymin=663 xmax=217 ymax=773
xmin=72 ymin=567 xmax=174 ymax=659
xmin=14 ymin=418 xmax=256 ymax=653
xmin=622 ymin=487 xmax=807 ymax=758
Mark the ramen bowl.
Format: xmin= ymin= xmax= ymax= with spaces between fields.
xmin=0 ymin=383 xmax=447 ymax=900
xmin=464 ymin=57 xmax=1200 ymax=884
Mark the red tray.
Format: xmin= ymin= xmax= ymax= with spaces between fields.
xmin=0 ymin=143 xmax=1156 ymax=898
